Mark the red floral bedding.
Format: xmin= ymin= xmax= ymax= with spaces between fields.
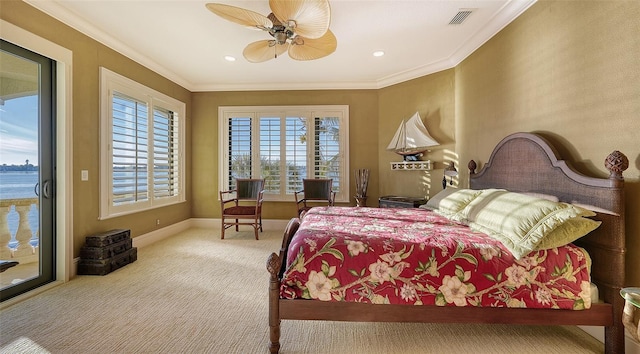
xmin=280 ymin=207 xmax=592 ymax=310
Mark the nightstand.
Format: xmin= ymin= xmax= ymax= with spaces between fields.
xmin=379 ymin=196 xmax=427 ymax=208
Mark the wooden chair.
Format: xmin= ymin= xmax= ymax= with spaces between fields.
xmin=294 ymin=178 xmax=336 ymax=217
xmin=220 ymin=178 xmax=265 ymax=240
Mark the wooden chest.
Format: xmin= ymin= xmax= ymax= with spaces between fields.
xmin=78 ymin=229 xmax=136 ymax=276
xmin=80 ymin=238 xmax=132 ymax=260
xmin=78 ymin=247 xmax=137 ymax=276
xmin=84 ymin=229 xmax=130 ymax=247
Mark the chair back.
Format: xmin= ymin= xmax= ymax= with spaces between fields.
xmin=302 ymin=178 xmax=333 ymax=201
xmin=236 ymin=178 xmax=265 ymax=200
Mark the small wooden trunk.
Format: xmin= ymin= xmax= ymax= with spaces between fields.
xmin=80 ymin=238 xmax=132 ymax=260
xmin=78 ymin=247 xmax=137 ymax=276
xmin=84 ymin=229 xmax=130 ymax=247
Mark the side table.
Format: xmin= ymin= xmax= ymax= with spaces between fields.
xmin=379 ymin=196 xmax=427 ymax=209
xmin=621 ymin=287 xmax=640 ymax=342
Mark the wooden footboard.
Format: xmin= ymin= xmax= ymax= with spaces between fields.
xmin=267 ymin=132 xmax=629 ymax=354
xmin=267 ymin=230 xmax=623 ymax=354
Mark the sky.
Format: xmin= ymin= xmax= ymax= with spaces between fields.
xmin=0 ymin=95 xmax=39 ymax=166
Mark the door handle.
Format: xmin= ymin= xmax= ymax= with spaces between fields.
xmin=34 ymin=182 xmax=39 ymax=197
xmin=42 ymin=180 xmax=52 ymax=199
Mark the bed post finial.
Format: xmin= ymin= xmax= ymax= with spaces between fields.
xmin=468 ymin=160 xmax=477 ymax=175
xmin=267 ymin=253 xmax=280 ymax=279
xmin=267 ymin=253 xmax=282 ymax=353
xmin=605 ymin=150 xmax=628 ymax=180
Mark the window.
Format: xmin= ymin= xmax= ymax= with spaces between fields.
xmin=99 ymin=67 xmax=185 ymax=219
xmin=219 ymin=106 xmax=349 ymax=202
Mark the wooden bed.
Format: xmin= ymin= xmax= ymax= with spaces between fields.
xmin=266 ymin=132 xmax=629 ymax=354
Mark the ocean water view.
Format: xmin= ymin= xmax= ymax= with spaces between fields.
xmin=0 ymin=171 xmax=40 ymax=244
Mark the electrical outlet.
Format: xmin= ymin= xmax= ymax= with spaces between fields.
xmin=156 ymin=219 xmax=160 ymax=225
xmin=81 ymin=170 xmax=89 ymax=181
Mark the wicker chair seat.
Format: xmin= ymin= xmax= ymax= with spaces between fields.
xmin=224 ymin=206 xmax=259 ymax=215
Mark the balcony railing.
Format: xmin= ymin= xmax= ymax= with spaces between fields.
xmin=0 ymin=198 xmax=39 ymax=265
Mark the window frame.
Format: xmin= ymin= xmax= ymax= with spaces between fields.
xmin=218 ymin=105 xmax=350 ymax=203
xmin=99 ymin=67 xmax=185 ymax=219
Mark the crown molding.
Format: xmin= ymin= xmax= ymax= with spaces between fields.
xmin=24 ymin=0 xmax=193 ymax=91
xmin=447 ymin=0 xmax=537 ymax=66
xmin=24 ymin=0 xmax=536 ymax=92
xmin=375 ymin=0 xmax=537 ymax=89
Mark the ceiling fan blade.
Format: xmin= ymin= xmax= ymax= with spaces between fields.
xmin=206 ymin=3 xmax=273 ymax=30
xmin=243 ymin=40 xmax=290 ymax=63
xmin=288 ymin=29 xmax=337 ymax=61
xmin=269 ymin=0 xmax=330 ymax=39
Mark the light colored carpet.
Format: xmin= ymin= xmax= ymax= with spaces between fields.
xmin=0 ymin=228 xmax=603 ymax=353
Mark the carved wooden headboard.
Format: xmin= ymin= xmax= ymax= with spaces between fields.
xmin=468 ymin=131 xmax=628 ymax=332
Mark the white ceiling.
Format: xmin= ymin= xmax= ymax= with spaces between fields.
xmin=25 ymin=0 xmax=536 ymax=91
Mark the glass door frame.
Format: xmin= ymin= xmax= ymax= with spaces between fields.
xmin=1 ymin=20 xmax=73 ymax=306
xmin=1 ymin=39 xmax=56 ymax=301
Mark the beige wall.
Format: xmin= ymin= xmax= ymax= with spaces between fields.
xmin=191 ymin=90 xmax=379 ymax=220
xmin=378 ymin=69 xmax=456 ymax=199
xmin=455 ymin=1 xmax=640 ymax=285
xmin=1 ymin=1 xmax=193 ymax=256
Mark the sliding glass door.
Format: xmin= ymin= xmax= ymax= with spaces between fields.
xmin=0 ymin=39 xmax=56 ymax=301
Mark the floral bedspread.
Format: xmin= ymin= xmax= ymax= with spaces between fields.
xmin=280 ymin=207 xmax=591 ymax=310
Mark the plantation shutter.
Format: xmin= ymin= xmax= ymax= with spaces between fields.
xmin=228 ymin=117 xmax=252 ymax=189
xmin=286 ymin=116 xmax=307 ymax=193
xmin=100 ymin=67 xmax=185 ymax=219
xmin=111 ymin=93 xmax=149 ymax=206
xmin=152 ymin=107 xmax=178 ymax=199
xmin=219 ymin=105 xmax=348 ymax=203
xmin=259 ymin=116 xmax=280 ymax=193
xmin=313 ymin=116 xmax=340 ymax=192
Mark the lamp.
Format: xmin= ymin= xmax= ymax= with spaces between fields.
xmin=442 ymin=161 xmax=458 ymax=189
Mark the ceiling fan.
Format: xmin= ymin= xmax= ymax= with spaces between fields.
xmin=205 ymin=0 xmax=337 ymax=63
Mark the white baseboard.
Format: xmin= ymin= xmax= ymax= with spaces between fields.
xmin=132 ymin=219 xmax=192 ymax=248
xmin=579 ymin=325 xmax=640 ymax=354
xmin=189 ymin=218 xmax=289 ymax=232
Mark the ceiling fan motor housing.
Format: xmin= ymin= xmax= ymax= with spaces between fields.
xmin=273 ymin=31 xmax=288 ymax=45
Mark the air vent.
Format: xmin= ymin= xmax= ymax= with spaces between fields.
xmin=449 ymin=9 xmax=474 ymax=25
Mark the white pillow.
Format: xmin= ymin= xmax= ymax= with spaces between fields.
xmin=461 ymin=190 xmax=595 ymax=259
xmin=420 ymin=188 xmax=458 ymax=211
xmin=433 ymin=189 xmax=484 ymax=220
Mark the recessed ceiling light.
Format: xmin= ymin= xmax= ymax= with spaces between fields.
xmin=224 ymin=55 xmax=236 ymax=62
xmin=373 ymin=51 xmax=385 ymax=57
